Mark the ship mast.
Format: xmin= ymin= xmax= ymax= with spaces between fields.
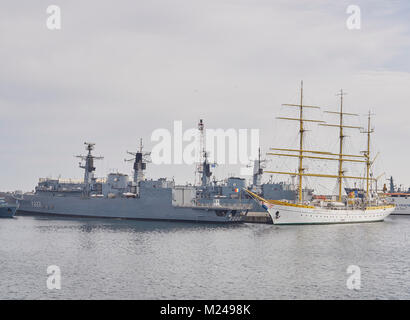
xmin=389 ymin=176 xmax=395 ymax=193
xmin=254 ymin=147 xmax=264 ymax=187
xmin=198 ymin=119 xmax=205 ymax=185
xmin=337 ymin=91 xmax=345 ymax=201
xmin=297 ymin=82 xmax=304 ymax=203
xmin=76 ymin=142 xmax=103 ymax=195
xmin=195 ymin=119 xmax=217 ymax=186
xmin=250 ymin=147 xmax=266 ymax=193
xmin=272 ymin=81 xmax=324 ymax=203
xmin=363 ymin=111 xmax=374 ymax=198
xmin=319 ymin=90 xmax=362 ymax=202
xmin=125 ymin=138 xmax=151 ymax=184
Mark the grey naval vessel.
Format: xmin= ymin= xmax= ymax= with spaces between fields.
xmin=383 ymin=177 xmax=410 ymax=215
xmin=0 ymin=198 xmax=18 ymax=218
xmin=12 ymin=120 xmax=253 ymax=223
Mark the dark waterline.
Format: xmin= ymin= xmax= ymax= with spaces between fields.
xmin=1 ymin=215 xmax=409 ymax=299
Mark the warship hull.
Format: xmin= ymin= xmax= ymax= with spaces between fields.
xmin=0 ymin=205 xmax=18 ymax=218
xmin=387 ymin=196 xmax=410 ymax=215
xmin=14 ymin=189 xmax=245 ymax=223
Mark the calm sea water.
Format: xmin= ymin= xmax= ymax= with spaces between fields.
xmin=0 ymin=215 xmax=409 ymax=300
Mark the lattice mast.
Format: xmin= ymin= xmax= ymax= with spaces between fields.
xmin=125 ymin=138 xmax=151 ymax=184
xmin=195 ymin=119 xmax=214 ymax=186
xmin=76 ymin=142 xmax=103 ymax=195
xmin=252 ymin=147 xmax=266 ymax=187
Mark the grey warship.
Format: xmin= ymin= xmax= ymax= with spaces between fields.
xmin=14 ymin=121 xmax=252 ymax=223
xmin=0 ymin=198 xmax=18 ymax=218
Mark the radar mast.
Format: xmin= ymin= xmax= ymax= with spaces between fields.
xmin=76 ymin=142 xmax=103 ymax=195
xmin=125 ymin=138 xmax=151 ymax=184
xmin=195 ymin=119 xmax=216 ymax=186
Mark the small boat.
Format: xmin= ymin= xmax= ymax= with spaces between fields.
xmin=0 ymin=198 xmax=18 ymax=218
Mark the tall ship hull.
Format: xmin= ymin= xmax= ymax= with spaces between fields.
xmin=265 ymin=201 xmax=394 ymax=225
xmin=246 ymin=190 xmax=394 ymax=225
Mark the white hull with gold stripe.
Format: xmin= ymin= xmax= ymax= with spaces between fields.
xmin=266 ymin=201 xmax=395 ymax=225
xmin=245 ymin=190 xmax=395 ymax=225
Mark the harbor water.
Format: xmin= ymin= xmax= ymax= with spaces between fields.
xmin=1 ymin=215 xmax=409 ymax=299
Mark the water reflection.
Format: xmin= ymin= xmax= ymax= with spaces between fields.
xmin=1 ymin=215 xmax=409 ymax=299
xmin=29 ymin=214 xmax=245 ymax=233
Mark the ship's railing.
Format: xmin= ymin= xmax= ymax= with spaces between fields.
xmin=58 ymin=179 xmax=83 ymax=184
xmin=174 ymin=202 xmax=253 ymax=210
xmin=311 ymin=198 xmax=391 ymax=210
xmin=39 ymin=178 xmax=58 ymax=182
xmin=38 ymin=178 xmax=83 ymax=184
xmin=38 ymin=178 xmax=107 ymax=184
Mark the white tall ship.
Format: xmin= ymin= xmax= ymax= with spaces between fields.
xmin=247 ymin=82 xmax=395 ymax=225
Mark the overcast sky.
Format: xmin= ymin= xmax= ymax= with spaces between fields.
xmin=1 ymin=0 xmax=409 ymax=192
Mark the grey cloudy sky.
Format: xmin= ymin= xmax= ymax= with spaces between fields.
xmin=1 ymin=0 xmax=409 ymax=192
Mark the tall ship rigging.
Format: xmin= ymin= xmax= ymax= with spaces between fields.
xmin=246 ymin=82 xmax=395 ymax=224
xmin=246 ymin=147 xmax=313 ymax=215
